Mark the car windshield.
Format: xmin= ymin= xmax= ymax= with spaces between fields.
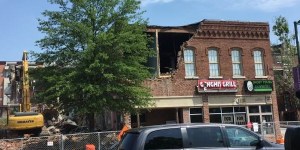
xmin=118 ymin=132 xmax=139 ymax=150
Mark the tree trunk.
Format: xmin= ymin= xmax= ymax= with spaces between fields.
xmin=87 ymin=113 xmax=95 ymax=131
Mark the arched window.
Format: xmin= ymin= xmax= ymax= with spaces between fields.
xmin=253 ymin=50 xmax=264 ymax=76
xmin=184 ymin=49 xmax=195 ymax=77
xmin=208 ymin=49 xmax=220 ymax=77
xmin=231 ymin=49 xmax=243 ymax=76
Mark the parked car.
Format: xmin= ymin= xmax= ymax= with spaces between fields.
xmin=118 ymin=123 xmax=283 ymax=150
xmin=284 ymin=126 xmax=300 ymax=150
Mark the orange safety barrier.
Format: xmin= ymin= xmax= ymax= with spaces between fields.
xmin=86 ymin=144 xmax=95 ymax=150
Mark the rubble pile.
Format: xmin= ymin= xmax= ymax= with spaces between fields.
xmin=43 ymin=108 xmax=89 ymax=136
xmin=0 ymin=140 xmax=22 ymax=150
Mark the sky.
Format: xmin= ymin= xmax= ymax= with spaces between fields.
xmin=0 ymin=0 xmax=300 ymax=61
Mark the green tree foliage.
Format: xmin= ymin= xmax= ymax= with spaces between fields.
xmin=272 ymin=16 xmax=299 ymax=109
xmin=31 ymin=0 xmax=154 ymax=116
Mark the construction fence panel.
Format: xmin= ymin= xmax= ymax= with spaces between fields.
xmin=63 ymin=133 xmax=98 ymax=150
xmin=62 ymin=131 xmax=119 ymax=150
xmin=22 ymin=135 xmax=61 ymax=150
xmin=0 ymin=131 xmax=120 ymax=150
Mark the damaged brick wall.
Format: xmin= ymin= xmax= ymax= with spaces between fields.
xmin=145 ymin=20 xmax=281 ymax=139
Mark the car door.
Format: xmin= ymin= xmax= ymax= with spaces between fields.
xmin=224 ymin=126 xmax=266 ymax=150
xmin=184 ymin=126 xmax=228 ymax=150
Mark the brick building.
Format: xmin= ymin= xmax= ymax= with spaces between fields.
xmin=130 ymin=20 xmax=281 ymax=140
xmin=0 ymin=60 xmax=43 ymax=117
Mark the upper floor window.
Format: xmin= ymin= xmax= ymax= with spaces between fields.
xmin=184 ymin=49 xmax=196 ymax=77
xmin=253 ymin=50 xmax=264 ymax=76
xmin=231 ymin=49 xmax=243 ymax=76
xmin=208 ymin=49 xmax=220 ymax=77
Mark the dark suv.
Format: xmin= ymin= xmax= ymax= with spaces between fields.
xmin=118 ymin=123 xmax=283 ymax=150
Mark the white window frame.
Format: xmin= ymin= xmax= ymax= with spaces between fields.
xmin=231 ymin=49 xmax=244 ymax=77
xmin=190 ymin=107 xmax=203 ymax=123
xmin=184 ymin=49 xmax=197 ymax=78
xmin=253 ymin=50 xmax=265 ymax=77
xmin=208 ymin=49 xmax=221 ymax=78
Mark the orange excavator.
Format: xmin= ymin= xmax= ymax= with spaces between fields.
xmin=1 ymin=51 xmax=44 ymax=137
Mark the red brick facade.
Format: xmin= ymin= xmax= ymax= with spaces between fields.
xmin=138 ymin=20 xmax=281 ymax=141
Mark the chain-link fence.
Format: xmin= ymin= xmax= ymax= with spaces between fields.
xmin=1 ymin=121 xmax=300 ymax=149
xmin=0 ymin=131 xmax=120 ymax=150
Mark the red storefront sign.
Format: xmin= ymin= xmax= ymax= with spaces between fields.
xmin=197 ymin=79 xmax=238 ymax=93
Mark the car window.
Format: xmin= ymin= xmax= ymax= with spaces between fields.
xmin=186 ymin=126 xmax=225 ymax=148
xmin=225 ymin=126 xmax=259 ymax=147
xmin=118 ymin=132 xmax=139 ymax=150
xmin=144 ymin=128 xmax=183 ymax=150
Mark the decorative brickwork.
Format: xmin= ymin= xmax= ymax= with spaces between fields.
xmin=195 ymin=20 xmax=269 ymax=40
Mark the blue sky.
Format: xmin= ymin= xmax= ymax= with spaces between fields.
xmin=1 ymin=0 xmax=300 ymax=61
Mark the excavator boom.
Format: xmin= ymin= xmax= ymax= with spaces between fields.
xmin=22 ymin=51 xmax=31 ymax=112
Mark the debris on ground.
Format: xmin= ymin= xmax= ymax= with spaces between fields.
xmin=0 ymin=139 xmax=23 ymax=150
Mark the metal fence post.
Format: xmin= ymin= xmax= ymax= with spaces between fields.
xmin=22 ymin=138 xmax=24 ymax=150
xmin=98 ymin=132 xmax=101 ymax=150
xmin=261 ymin=123 xmax=264 ymax=138
xmin=61 ymin=134 xmax=64 ymax=150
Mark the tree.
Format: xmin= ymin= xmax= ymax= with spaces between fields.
xmin=272 ymin=16 xmax=299 ymax=118
xmin=31 ymin=0 xmax=154 ymax=130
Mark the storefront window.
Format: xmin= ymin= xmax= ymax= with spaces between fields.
xmin=249 ymin=115 xmax=260 ymax=124
xmin=249 ymin=106 xmax=259 ymax=113
xmin=222 ymin=107 xmax=233 ymax=113
xmin=262 ymin=115 xmax=274 ymax=134
xmin=222 ymin=114 xmax=234 ymax=124
xmin=234 ymin=107 xmax=245 ymax=112
xmin=209 ymin=107 xmax=246 ymax=125
xmin=190 ymin=108 xmax=202 ymax=114
xmin=261 ymin=105 xmax=272 ymax=113
xmin=190 ymin=108 xmax=203 ymax=123
xmin=235 ymin=114 xmax=246 ymax=125
xmin=209 ymin=108 xmax=221 ymax=113
xmin=248 ymin=105 xmax=274 ymax=135
xmin=262 ymin=115 xmax=272 ymax=122
xmin=210 ymin=114 xmax=222 ymax=123
xmin=191 ymin=115 xmax=203 ymax=123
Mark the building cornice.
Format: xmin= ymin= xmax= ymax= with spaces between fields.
xmin=195 ymin=21 xmax=270 ymax=40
